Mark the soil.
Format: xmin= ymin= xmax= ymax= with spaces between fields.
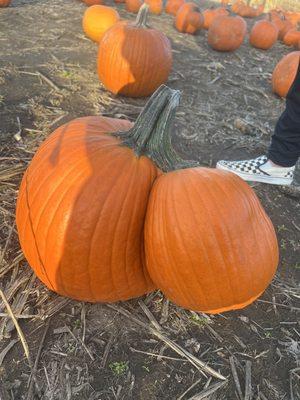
xmin=0 ymin=1 xmax=299 ymax=399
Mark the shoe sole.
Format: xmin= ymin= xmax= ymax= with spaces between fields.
xmin=217 ymin=164 xmax=293 ymax=186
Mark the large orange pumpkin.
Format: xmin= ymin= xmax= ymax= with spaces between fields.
xmin=145 ymin=0 xmax=163 ymax=14
xmin=249 ymin=19 xmax=278 ymax=50
xmin=208 ymin=15 xmax=247 ymax=51
xmin=16 ymin=86 xmax=180 ymax=302
xmin=125 ymin=0 xmax=142 ymax=13
xmin=175 ymin=3 xmax=204 ymax=35
xmin=272 ymin=51 xmax=300 ymax=98
xmin=0 ymin=0 xmax=11 ymax=6
xmin=82 ymin=0 xmax=105 ymax=5
xmin=165 ymin=0 xmax=185 ymax=15
xmin=283 ymin=30 xmax=300 ymax=47
xmin=202 ymin=7 xmax=229 ymax=30
xmin=145 ymin=168 xmax=278 ymax=314
xmin=97 ymin=4 xmax=173 ymax=97
xmin=82 ymin=5 xmax=120 ymax=43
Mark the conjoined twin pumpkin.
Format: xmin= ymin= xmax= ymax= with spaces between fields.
xmin=16 ymin=86 xmax=278 ymax=314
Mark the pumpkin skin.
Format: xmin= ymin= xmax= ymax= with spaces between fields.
xmin=97 ymin=5 xmax=172 ymax=97
xmin=145 ymin=168 xmax=278 ymax=314
xmin=145 ymin=0 xmax=163 ymax=14
xmin=208 ymin=15 xmax=247 ymax=52
xmin=0 ymin=0 xmax=11 ymax=6
xmin=202 ymin=7 xmax=229 ymax=30
xmin=272 ymin=51 xmax=300 ymax=98
xmin=175 ymin=3 xmax=204 ymax=34
xmin=125 ymin=0 xmax=142 ymax=13
xmin=283 ymin=30 xmax=300 ymax=47
xmin=83 ymin=0 xmax=105 ymax=5
xmin=249 ymin=20 xmax=278 ymax=50
xmin=82 ymin=5 xmax=120 ymax=43
xmin=165 ymin=0 xmax=185 ymax=15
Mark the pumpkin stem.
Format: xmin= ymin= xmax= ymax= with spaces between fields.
xmin=134 ymin=3 xmax=149 ymax=27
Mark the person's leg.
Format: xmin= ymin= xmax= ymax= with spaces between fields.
xmin=267 ymin=59 xmax=300 ymax=167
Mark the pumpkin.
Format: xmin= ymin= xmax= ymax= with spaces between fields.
xmin=269 ymin=12 xmax=295 ymax=41
xmin=145 ymin=167 xmax=278 ymax=314
xmin=231 ymin=0 xmax=244 ymax=14
xmin=202 ymin=7 xmax=229 ymax=30
xmin=175 ymin=3 xmax=204 ymax=34
xmin=16 ymin=85 xmax=181 ymax=302
xmin=145 ymin=0 xmax=163 ymax=14
xmin=208 ymin=14 xmax=247 ymax=52
xmin=82 ymin=0 xmax=105 ymax=5
xmin=0 ymin=0 xmax=11 ymax=6
xmin=235 ymin=0 xmax=265 ymax=18
xmin=125 ymin=0 xmax=142 ymax=13
xmin=249 ymin=19 xmax=278 ymax=50
xmin=272 ymin=51 xmax=300 ymax=98
xmin=285 ymin=11 xmax=300 ymax=26
xmin=283 ymin=29 xmax=300 ymax=47
xmin=165 ymin=0 xmax=185 ymax=15
xmin=97 ymin=4 xmax=173 ymax=97
xmin=82 ymin=5 xmax=120 ymax=43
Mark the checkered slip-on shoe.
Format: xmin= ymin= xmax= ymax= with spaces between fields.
xmin=216 ymin=155 xmax=294 ymax=186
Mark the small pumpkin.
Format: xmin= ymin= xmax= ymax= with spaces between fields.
xmin=202 ymin=7 xmax=229 ymax=30
xmin=145 ymin=168 xmax=278 ymax=314
xmin=208 ymin=14 xmax=247 ymax=51
xmin=16 ymin=85 xmax=180 ymax=302
xmin=0 ymin=0 xmax=11 ymax=6
xmin=97 ymin=4 xmax=173 ymax=97
xmin=283 ymin=29 xmax=300 ymax=47
xmin=82 ymin=5 xmax=120 ymax=43
xmin=145 ymin=0 xmax=163 ymax=14
xmin=236 ymin=0 xmax=265 ymax=18
xmin=165 ymin=0 xmax=185 ymax=15
xmin=125 ymin=0 xmax=142 ymax=13
xmin=82 ymin=0 xmax=105 ymax=5
xmin=175 ymin=3 xmax=204 ymax=35
xmin=249 ymin=19 xmax=278 ymax=50
xmin=272 ymin=51 xmax=300 ymax=98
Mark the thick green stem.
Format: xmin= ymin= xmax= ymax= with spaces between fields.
xmin=114 ymin=85 xmax=199 ymax=172
xmin=134 ymin=3 xmax=149 ymax=28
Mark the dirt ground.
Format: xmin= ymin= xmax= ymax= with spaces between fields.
xmin=0 ymin=0 xmax=299 ymax=399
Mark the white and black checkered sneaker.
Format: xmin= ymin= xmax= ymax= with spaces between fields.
xmin=217 ymin=155 xmax=294 ymax=186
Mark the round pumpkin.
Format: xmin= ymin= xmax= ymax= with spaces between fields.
xmin=97 ymin=4 xmax=173 ymax=97
xmin=82 ymin=0 xmax=105 ymax=5
xmin=175 ymin=3 xmax=204 ymax=35
xmin=272 ymin=51 xmax=300 ymax=98
xmin=208 ymin=15 xmax=247 ymax=52
xmin=16 ymin=85 xmax=180 ymax=302
xmin=145 ymin=0 xmax=163 ymax=14
xmin=125 ymin=0 xmax=142 ymax=13
xmin=249 ymin=20 xmax=278 ymax=50
xmin=0 ymin=0 xmax=11 ymax=6
xmin=165 ymin=0 xmax=185 ymax=15
xmin=202 ymin=7 xmax=229 ymax=30
xmin=82 ymin=5 xmax=120 ymax=43
xmin=283 ymin=30 xmax=300 ymax=47
xmin=145 ymin=168 xmax=278 ymax=314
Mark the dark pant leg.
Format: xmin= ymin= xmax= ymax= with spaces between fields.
xmin=267 ymin=59 xmax=300 ymax=167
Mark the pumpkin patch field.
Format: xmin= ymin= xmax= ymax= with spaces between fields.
xmin=0 ymin=0 xmax=299 ymax=399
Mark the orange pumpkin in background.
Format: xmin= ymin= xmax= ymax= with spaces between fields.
xmin=272 ymin=51 xmax=300 ymax=97
xmin=145 ymin=168 xmax=279 ymax=314
xmin=145 ymin=0 xmax=163 ymax=14
xmin=202 ymin=7 xmax=229 ymax=30
xmin=0 ymin=0 xmax=11 ymax=6
xmin=283 ymin=30 xmax=300 ymax=47
xmin=250 ymin=19 xmax=278 ymax=50
xmin=97 ymin=4 xmax=172 ymax=97
xmin=165 ymin=0 xmax=185 ymax=15
xmin=208 ymin=14 xmax=247 ymax=51
xmin=125 ymin=0 xmax=142 ymax=13
xmin=82 ymin=0 xmax=105 ymax=5
xmin=82 ymin=5 xmax=120 ymax=43
xmin=175 ymin=2 xmax=204 ymax=34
